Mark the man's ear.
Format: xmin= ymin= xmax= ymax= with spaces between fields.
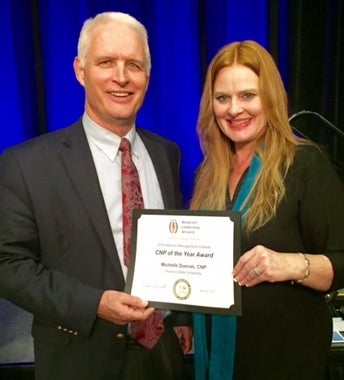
xmin=73 ymin=57 xmax=85 ymax=87
xmin=145 ymin=74 xmax=150 ymax=92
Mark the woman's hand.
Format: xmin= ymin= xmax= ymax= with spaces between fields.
xmin=232 ymin=245 xmax=294 ymax=287
xmin=232 ymin=244 xmax=333 ymax=291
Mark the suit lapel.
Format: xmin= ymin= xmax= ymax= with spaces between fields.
xmin=138 ymin=130 xmax=177 ymax=209
xmin=59 ymin=122 xmax=125 ymax=282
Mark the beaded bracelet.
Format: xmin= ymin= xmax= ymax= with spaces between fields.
xmin=291 ymin=253 xmax=310 ymax=285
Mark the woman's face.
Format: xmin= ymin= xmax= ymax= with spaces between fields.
xmin=213 ymin=64 xmax=267 ymax=151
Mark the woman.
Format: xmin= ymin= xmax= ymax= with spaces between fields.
xmin=191 ymin=40 xmax=344 ymax=380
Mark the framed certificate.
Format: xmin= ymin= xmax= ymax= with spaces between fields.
xmin=124 ymin=209 xmax=242 ymax=315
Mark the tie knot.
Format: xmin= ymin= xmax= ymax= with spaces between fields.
xmin=119 ymin=138 xmax=131 ymax=152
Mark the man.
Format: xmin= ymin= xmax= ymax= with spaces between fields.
xmin=0 ymin=12 xmax=192 ymax=380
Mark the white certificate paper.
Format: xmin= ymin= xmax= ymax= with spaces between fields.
xmin=125 ymin=210 xmax=242 ymax=315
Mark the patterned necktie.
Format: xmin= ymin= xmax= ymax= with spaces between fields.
xmin=119 ymin=138 xmax=165 ymax=349
xmin=120 ymin=138 xmax=144 ymax=265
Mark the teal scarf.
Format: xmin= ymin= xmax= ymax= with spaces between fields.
xmin=193 ymin=154 xmax=261 ymax=380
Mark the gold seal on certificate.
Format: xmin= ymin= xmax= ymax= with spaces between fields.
xmin=173 ymin=279 xmax=191 ymax=300
xmin=125 ymin=209 xmax=242 ymax=315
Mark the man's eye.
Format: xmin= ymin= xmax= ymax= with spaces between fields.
xmin=127 ymin=61 xmax=143 ymax=70
xmin=99 ymin=60 xmax=112 ymax=66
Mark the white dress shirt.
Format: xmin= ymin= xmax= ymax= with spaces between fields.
xmin=82 ymin=113 xmax=164 ymax=278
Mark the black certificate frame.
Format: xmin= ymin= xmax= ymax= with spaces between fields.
xmin=124 ymin=209 xmax=242 ymax=316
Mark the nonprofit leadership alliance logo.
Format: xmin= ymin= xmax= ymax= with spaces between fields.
xmin=169 ymin=219 xmax=178 ymax=234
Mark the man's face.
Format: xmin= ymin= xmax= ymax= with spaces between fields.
xmin=74 ymin=22 xmax=150 ymax=136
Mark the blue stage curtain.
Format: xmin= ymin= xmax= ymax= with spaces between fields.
xmin=1 ymin=0 xmax=268 ymax=203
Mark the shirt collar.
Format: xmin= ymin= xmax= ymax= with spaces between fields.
xmin=82 ymin=113 xmax=139 ymax=161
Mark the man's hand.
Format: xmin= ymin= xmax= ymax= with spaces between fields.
xmin=173 ymin=326 xmax=193 ymax=355
xmin=97 ymin=290 xmax=155 ymax=325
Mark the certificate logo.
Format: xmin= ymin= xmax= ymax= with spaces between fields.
xmin=169 ymin=219 xmax=178 ymax=234
xmin=173 ymin=279 xmax=191 ymax=300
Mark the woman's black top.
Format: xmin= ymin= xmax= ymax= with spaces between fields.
xmin=230 ymin=145 xmax=344 ymax=380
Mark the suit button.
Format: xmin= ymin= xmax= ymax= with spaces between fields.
xmin=57 ymin=325 xmax=62 ymax=330
xmin=116 ymin=333 xmax=125 ymax=339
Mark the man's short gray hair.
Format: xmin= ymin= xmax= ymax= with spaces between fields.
xmin=77 ymin=12 xmax=151 ymax=73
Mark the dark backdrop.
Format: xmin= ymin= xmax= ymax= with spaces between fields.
xmin=0 ymin=0 xmax=343 ymax=203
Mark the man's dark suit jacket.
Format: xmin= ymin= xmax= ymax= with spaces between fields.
xmin=0 ymin=119 xmax=190 ymax=379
